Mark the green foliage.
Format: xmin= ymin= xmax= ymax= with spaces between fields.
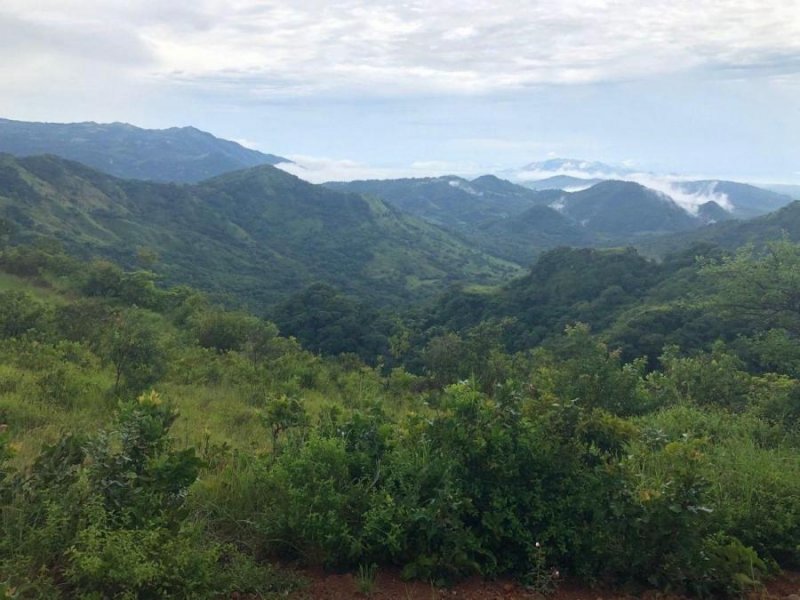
xmin=695 ymin=533 xmax=768 ymax=598
xmin=191 ymin=309 xmax=262 ymax=353
xmin=0 ymin=391 xmax=295 ymax=598
xmin=261 ymin=394 xmax=310 ymax=453
xmin=3 ymin=240 xmax=800 ymax=598
xmin=533 ymin=324 xmax=650 ymax=416
xmin=0 ymin=153 xmax=517 ymax=311
xmin=273 ymin=283 xmax=392 ymax=363
xmin=703 ymin=240 xmax=800 ymax=334
xmin=649 ymin=343 xmax=752 ymax=411
xmin=256 ymin=435 xmax=369 ymax=566
xmin=524 ymin=542 xmax=559 ymax=595
xmin=102 ymin=309 xmax=168 ymax=394
xmin=0 ymin=290 xmax=49 ymax=339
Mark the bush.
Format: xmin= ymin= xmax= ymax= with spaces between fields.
xmin=0 ymin=391 xmax=298 ymax=598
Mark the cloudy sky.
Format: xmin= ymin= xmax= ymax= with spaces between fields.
xmin=2 ymin=0 xmax=799 ymax=182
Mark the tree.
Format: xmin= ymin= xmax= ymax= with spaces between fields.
xmin=0 ymin=290 xmax=48 ymax=339
xmin=272 ymin=283 xmax=391 ymax=362
xmin=193 ymin=309 xmax=260 ymax=353
xmin=244 ymin=319 xmax=280 ymax=366
xmin=702 ymin=240 xmax=800 ymax=334
xmin=102 ymin=309 xmax=167 ymax=394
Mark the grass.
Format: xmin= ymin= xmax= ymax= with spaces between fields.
xmin=0 ymin=272 xmax=66 ymax=303
xmin=356 ymin=563 xmax=378 ymax=595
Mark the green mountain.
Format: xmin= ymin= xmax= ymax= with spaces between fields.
xmin=697 ymin=200 xmax=734 ymax=223
xmin=675 ymin=180 xmax=792 ymax=219
xmin=325 ymin=175 xmax=547 ymax=230
xmin=638 ymin=200 xmax=800 ymax=257
xmin=326 ymin=176 xmax=596 ymax=265
xmin=326 ymin=177 xmax=705 ymax=264
xmin=0 ymin=154 xmax=520 ymax=308
xmin=415 ymin=246 xmax=666 ymax=352
xmin=557 ymin=180 xmax=699 ymax=240
xmin=471 ymin=203 xmax=594 ymax=265
xmin=0 ymin=118 xmax=289 ymax=183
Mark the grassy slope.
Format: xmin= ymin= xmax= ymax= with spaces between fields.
xmin=0 ymin=273 xmax=421 ymax=468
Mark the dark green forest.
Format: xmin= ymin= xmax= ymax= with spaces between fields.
xmin=0 ymin=153 xmax=519 ymax=309
xmin=1 ymin=228 xmax=799 ymax=598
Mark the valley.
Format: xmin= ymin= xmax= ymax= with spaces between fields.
xmin=0 ymin=119 xmax=798 ymax=600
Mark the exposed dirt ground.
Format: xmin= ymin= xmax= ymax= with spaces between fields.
xmin=288 ymin=568 xmax=800 ymax=600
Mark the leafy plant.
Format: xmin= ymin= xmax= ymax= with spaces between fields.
xmin=356 ymin=562 xmax=378 ymax=595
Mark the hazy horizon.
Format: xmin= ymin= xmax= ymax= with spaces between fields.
xmin=2 ymin=1 xmax=799 ymax=183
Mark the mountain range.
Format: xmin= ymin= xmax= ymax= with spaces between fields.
xmin=328 ymin=174 xmax=792 ymax=264
xmin=508 ymin=158 xmax=794 ymax=219
xmin=0 ymin=118 xmax=798 ymax=305
xmin=0 ymin=118 xmax=290 ymax=183
xmin=637 ymin=200 xmax=800 ymax=258
xmin=0 ymin=153 xmax=518 ymax=309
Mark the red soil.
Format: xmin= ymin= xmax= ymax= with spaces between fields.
xmin=287 ymin=568 xmax=800 ymax=600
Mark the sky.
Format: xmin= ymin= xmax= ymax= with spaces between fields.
xmin=1 ymin=0 xmax=799 ymax=183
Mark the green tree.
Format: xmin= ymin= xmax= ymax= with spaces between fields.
xmin=192 ymin=309 xmax=264 ymax=353
xmin=0 ymin=290 xmax=49 ymax=339
xmin=103 ymin=309 xmax=168 ymax=394
xmin=703 ymin=240 xmax=800 ymax=334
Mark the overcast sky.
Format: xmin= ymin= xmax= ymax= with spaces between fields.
xmin=1 ymin=0 xmax=799 ymax=182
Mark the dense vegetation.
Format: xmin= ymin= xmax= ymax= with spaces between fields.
xmin=329 ymin=177 xmax=793 ymax=265
xmin=0 ymin=154 xmax=519 ymax=309
xmin=0 ymin=118 xmax=289 ymax=183
xmin=638 ymin=200 xmax=800 ymax=258
xmin=1 ymin=235 xmax=799 ymax=598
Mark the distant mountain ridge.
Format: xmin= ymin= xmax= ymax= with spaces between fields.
xmin=637 ymin=200 xmax=800 ymax=258
xmin=674 ymin=180 xmax=793 ymax=219
xmin=554 ymin=180 xmax=699 ymax=238
xmin=508 ymin=157 xmax=793 ymax=220
xmin=0 ymin=118 xmax=290 ymax=183
xmin=0 ymin=154 xmax=518 ymax=308
xmin=327 ymin=176 xmax=727 ymax=264
xmin=325 ymin=175 xmax=548 ymax=230
xmin=517 ymin=158 xmax=635 ymax=178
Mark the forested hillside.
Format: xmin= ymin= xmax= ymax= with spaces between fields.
xmin=0 ymin=118 xmax=289 ymax=183
xmin=1 ymin=124 xmax=799 ymax=600
xmin=0 ymin=154 xmax=519 ymax=309
xmin=329 ymin=175 xmax=792 ymax=265
xmin=638 ymin=201 xmax=800 ymax=257
xmin=1 ymin=234 xmax=799 ymax=598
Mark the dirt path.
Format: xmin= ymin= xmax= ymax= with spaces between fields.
xmin=288 ymin=568 xmax=800 ymax=600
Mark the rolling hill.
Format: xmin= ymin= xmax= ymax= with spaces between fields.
xmin=0 ymin=118 xmax=290 ymax=183
xmin=324 ymin=175 xmax=548 ymax=230
xmin=675 ymin=180 xmax=793 ymax=219
xmin=327 ymin=177 xmax=706 ymax=264
xmin=637 ymin=200 xmax=800 ymax=258
xmin=0 ymin=154 xmax=520 ymax=308
xmin=555 ymin=180 xmax=700 ymax=239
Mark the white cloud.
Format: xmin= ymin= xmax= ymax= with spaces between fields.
xmin=2 ymin=0 xmax=798 ymax=101
xmin=631 ymin=175 xmax=734 ymax=214
xmin=509 ymin=160 xmax=737 ymax=213
xmin=276 ymin=155 xmax=481 ymax=183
